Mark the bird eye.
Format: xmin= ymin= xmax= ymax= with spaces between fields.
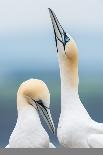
xmin=35 ymin=99 xmax=44 ymax=107
xmin=64 ymin=33 xmax=70 ymax=43
xmin=34 ymin=99 xmax=46 ymax=109
xmin=36 ymin=100 xmax=43 ymax=105
xmin=35 ymin=99 xmax=49 ymax=110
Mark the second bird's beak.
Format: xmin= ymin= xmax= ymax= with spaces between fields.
xmin=33 ymin=100 xmax=55 ymax=134
xmin=49 ymin=8 xmax=70 ymax=51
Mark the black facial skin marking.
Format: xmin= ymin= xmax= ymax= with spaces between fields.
xmin=49 ymin=8 xmax=70 ymax=51
xmin=34 ymin=99 xmax=54 ymax=134
xmin=34 ymin=99 xmax=50 ymax=110
xmin=56 ymin=32 xmax=70 ymax=51
xmin=37 ymin=104 xmax=55 ymax=134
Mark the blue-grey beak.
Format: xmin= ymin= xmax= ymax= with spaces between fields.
xmin=49 ymin=8 xmax=70 ymax=52
xmin=33 ymin=99 xmax=55 ymax=135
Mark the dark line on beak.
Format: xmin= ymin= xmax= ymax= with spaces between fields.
xmin=32 ymin=99 xmax=54 ymax=134
xmin=39 ymin=105 xmax=55 ymax=134
xmin=49 ymin=8 xmax=67 ymax=51
xmin=49 ymin=9 xmax=58 ymax=51
xmin=33 ymin=99 xmax=50 ymax=110
xmin=49 ymin=8 xmax=64 ymax=38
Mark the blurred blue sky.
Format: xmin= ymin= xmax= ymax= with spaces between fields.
xmin=0 ymin=0 xmax=103 ymax=76
xmin=0 ymin=0 xmax=103 ymax=33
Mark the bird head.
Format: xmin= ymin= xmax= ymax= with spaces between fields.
xmin=49 ymin=8 xmax=79 ymax=89
xmin=49 ymin=8 xmax=78 ymax=64
xmin=17 ymin=79 xmax=55 ymax=134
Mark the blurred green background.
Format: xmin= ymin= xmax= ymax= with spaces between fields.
xmin=0 ymin=0 xmax=103 ymax=147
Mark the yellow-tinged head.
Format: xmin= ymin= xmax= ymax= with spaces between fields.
xmin=17 ymin=79 xmax=55 ymax=134
xmin=17 ymin=79 xmax=50 ymax=108
xmin=65 ymin=40 xmax=78 ymax=63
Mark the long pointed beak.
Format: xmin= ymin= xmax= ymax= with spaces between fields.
xmin=48 ymin=8 xmax=70 ymax=51
xmin=36 ymin=104 xmax=55 ymax=134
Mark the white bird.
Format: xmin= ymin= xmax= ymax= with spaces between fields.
xmin=49 ymin=8 xmax=103 ymax=148
xmin=6 ymin=79 xmax=55 ymax=148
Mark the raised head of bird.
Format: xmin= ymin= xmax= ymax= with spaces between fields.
xmin=17 ymin=79 xmax=55 ymax=134
xmin=49 ymin=8 xmax=79 ymax=93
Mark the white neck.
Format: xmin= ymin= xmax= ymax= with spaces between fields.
xmin=17 ymin=94 xmax=40 ymax=123
xmin=58 ymin=54 xmax=79 ymax=106
xmin=9 ymin=95 xmax=49 ymax=148
xmin=18 ymin=104 xmax=39 ymax=119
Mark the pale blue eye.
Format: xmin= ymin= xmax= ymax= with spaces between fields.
xmin=65 ymin=34 xmax=70 ymax=43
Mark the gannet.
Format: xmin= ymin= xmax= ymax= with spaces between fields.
xmin=6 ymin=79 xmax=55 ymax=148
xmin=49 ymin=8 xmax=103 ymax=148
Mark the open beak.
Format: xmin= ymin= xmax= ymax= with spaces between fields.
xmin=48 ymin=8 xmax=70 ymax=51
xmin=33 ymin=100 xmax=55 ymax=134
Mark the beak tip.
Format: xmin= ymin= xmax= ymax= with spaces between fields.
xmin=48 ymin=8 xmax=53 ymax=15
xmin=48 ymin=8 xmax=50 ymax=12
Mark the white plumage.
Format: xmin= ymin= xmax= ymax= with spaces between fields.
xmin=49 ymin=8 xmax=103 ymax=148
xmin=6 ymin=79 xmax=55 ymax=148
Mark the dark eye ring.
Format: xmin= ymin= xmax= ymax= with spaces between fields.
xmin=33 ymin=99 xmax=50 ymax=110
xmin=64 ymin=33 xmax=70 ymax=43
